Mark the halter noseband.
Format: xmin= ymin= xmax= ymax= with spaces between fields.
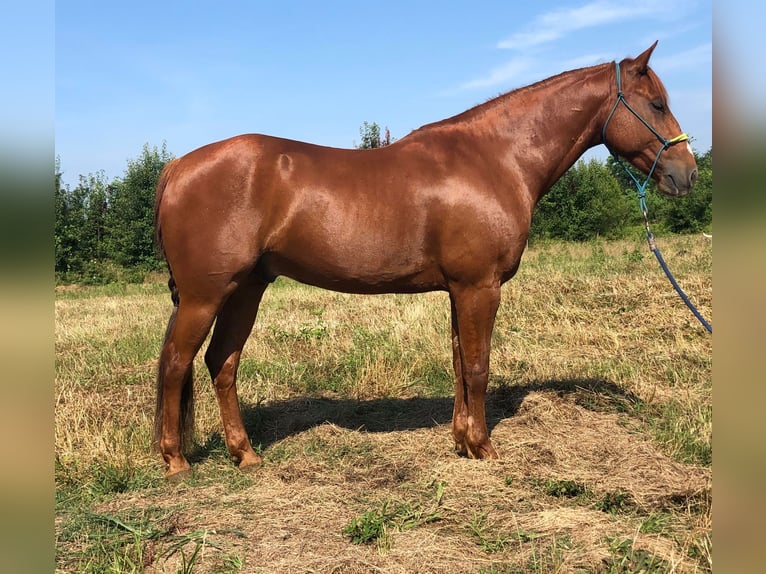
xmin=601 ymin=62 xmax=689 ymax=208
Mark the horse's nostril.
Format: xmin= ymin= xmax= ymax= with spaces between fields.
xmin=689 ymin=168 xmax=698 ymax=187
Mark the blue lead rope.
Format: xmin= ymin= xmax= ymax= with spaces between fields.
xmin=604 ymin=62 xmax=712 ymax=334
xmin=641 ymin=213 xmax=713 ymax=334
xmin=649 ymin=241 xmax=713 ymax=334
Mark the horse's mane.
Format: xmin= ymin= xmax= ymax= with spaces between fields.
xmin=413 ymin=62 xmax=611 ymax=133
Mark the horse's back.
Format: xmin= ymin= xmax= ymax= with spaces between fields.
xmin=155 ymin=134 xmax=445 ymax=292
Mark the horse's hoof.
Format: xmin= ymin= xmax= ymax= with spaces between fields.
xmin=466 ymin=442 xmax=499 ymax=460
xmin=480 ymin=448 xmax=499 ymax=460
xmin=239 ymin=453 xmax=264 ymax=472
xmin=483 ymin=448 xmax=500 ymax=460
xmin=165 ymin=466 xmax=192 ymax=483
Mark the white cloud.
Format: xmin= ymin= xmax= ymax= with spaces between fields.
xmin=651 ymin=43 xmax=712 ymax=72
xmin=497 ymin=0 xmax=668 ymax=50
xmin=459 ymin=58 xmax=535 ymax=90
xmin=458 ymin=53 xmax=608 ymax=92
xmin=454 ymin=1 xmax=704 ymax=93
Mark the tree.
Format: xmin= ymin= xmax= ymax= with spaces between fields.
xmin=530 ymin=158 xmax=634 ymax=241
xmin=55 ymin=157 xmax=79 ymax=275
xmin=104 ymin=142 xmax=174 ymax=269
xmin=54 ymin=160 xmax=111 ymax=278
xmin=356 ymin=121 xmax=392 ymax=149
xmin=664 ymin=148 xmax=712 ymax=233
xmin=607 ymin=147 xmax=712 ymax=233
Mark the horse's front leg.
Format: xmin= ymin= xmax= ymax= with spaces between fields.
xmin=449 ymin=295 xmax=469 ymax=456
xmin=448 ymin=283 xmax=501 ymax=459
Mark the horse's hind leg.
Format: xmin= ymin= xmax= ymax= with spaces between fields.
xmin=157 ymin=300 xmax=218 ymax=479
xmin=204 ymin=277 xmax=268 ymax=470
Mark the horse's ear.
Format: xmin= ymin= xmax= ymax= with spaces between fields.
xmin=628 ymin=41 xmax=658 ymax=75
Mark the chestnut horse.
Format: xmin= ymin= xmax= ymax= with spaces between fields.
xmin=153 ymin=42 xmax=697 ymax=479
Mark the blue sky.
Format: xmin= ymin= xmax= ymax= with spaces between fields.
xmin=55 ymin=0 xmax=712 ymax=188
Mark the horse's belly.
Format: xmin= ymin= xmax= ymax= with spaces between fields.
xmin=258 ymin=248 xmax=445 ymax=294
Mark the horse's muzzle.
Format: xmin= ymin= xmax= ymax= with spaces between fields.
xmin=658 ymin=164 xmax=697 ymax=197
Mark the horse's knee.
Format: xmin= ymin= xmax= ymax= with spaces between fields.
xmin=462 ymin=363 xmax=489 ymax=392
xmin=206 ymin=352 xmax=239 ymax=393
xmin=213 ymin=365 xmax=236 ymax=392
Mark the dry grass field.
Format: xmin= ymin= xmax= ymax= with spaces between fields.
xmin=55 ymin=236 xmax=712 ymax=573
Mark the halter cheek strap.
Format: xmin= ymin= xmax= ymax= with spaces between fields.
xmin=601 ymin=62 xmax=689 ymax=208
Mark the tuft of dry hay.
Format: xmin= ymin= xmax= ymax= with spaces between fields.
xmin=493 ymin=392 xmax=710 ymax=508
xmin=94 ymin=391 xmax=709 ymax=573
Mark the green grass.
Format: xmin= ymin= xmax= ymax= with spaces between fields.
xmin=652 ymin=400 xmax=712 ymax=466
xmin=535 ymin=478 xmax=589 ymax=499
xmin=529 ymin=479 xmax=636 ymax=515
xmin=56 ymin=507 xmax=247 ymax=574
xmin=343 ymin=498 xmax=442 ymax=550
xmin=604 ymin=537 xmax=670 ymax=573
xmin=467 ymin=512 xmax=546 ymax=555
xmin=466 ymin=513 xmax=513 ymax=553
xmin=595 ymin=490 xmax=636 ymax=515
xmin=55 ymin=279 xmax=169 ymax=300
xmin=639 ymin=512 xmax=673 ymax=535
xmin=55 ymin=236 xmax=711 ymax=573
xmin=57 ymin=507 xmax=167 ymax=573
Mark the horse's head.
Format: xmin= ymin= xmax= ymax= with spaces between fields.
xmin=602 ymin=42 xmax=697 ymax=197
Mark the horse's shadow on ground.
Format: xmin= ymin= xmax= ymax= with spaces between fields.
xmin=190 ymin=377 xmax=642 ymax=464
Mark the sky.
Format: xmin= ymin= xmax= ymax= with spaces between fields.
xmin=55 ymin=0 xmax=713 ymax=188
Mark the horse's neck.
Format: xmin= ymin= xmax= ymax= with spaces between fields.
xmin=471 ymin=64 xmax=613 ymax=199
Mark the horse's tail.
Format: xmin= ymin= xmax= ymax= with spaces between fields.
xmin=152 ymin=159 xmax=194 ymax=453
xmin=152 ymin=295 xmax=195 ymax=453
xmin=154 ymin=158 xmax=179 ymax=259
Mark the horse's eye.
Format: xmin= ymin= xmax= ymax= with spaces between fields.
xmin=651 ymin=99 xmax=666 ymax=113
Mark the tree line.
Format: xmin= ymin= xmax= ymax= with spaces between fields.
xmin=55 ymin=143 xmax=174 ymax=283
xmin=55 ymin=126 xmax=712 ymax=284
